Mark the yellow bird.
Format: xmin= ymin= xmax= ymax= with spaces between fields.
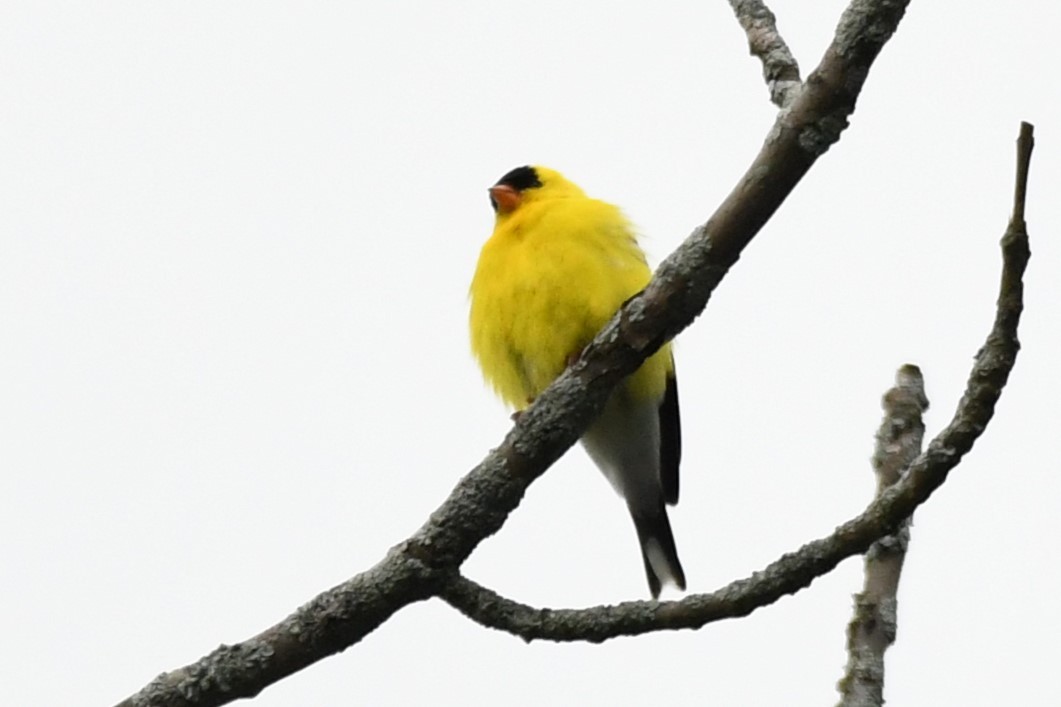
xmin=469 ymin=165 xmax=685 ymax=598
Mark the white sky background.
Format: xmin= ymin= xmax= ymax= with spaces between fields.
xmin=3 ymin=2 xmax=1059 ymax=705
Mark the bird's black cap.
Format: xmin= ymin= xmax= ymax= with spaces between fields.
xmin=495 ymin=166 xmax=542 ymax=192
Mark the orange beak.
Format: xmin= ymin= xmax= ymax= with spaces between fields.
xmin=488 ymin=184 xmax=521 ymax=214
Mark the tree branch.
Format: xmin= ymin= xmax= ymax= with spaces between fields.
xmin=438 ymin=187 xmax=1029 ymax=639
xmin=835 ymin=120 xmax=1033 ymax=707
xmin=729 ymin=0 xmax=802 ymax=107
xmin=116 ymin=2 xmax=914 ymax=705
xmin=836 ymin=365 xmax=928 ymax=706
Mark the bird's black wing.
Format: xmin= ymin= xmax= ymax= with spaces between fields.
xmin=659 ymin=366 xmax=681 ymax=505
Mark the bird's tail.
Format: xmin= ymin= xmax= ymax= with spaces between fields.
xmin=631 ymin=504 xmax=686 ymax=599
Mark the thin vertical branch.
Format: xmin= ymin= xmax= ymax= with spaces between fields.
xmin=837 ymin=365 xmax=927 ymax=706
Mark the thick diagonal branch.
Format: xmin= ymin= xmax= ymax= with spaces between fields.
xmin=115 ymin=2 xmax=912 ymax=706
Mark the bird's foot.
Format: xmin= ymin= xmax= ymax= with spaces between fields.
xmin=511 ymin=398 xmax=535 ymax=422
xmin=566 ymin=348 xmax=586 ymax=367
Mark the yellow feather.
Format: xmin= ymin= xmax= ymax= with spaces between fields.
xmin=469 ymin=166 xmax=671 ymax=409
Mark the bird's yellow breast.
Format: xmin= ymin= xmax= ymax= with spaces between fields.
xmin=469 ymin=195 xmax=671 ymax=410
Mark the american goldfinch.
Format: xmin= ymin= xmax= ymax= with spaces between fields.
xmin=469 ymin=165 xmax=685 ymax=598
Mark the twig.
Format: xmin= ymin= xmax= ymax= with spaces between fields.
xmin=836 ymin=365 xmax=928 ymax=706
xmin=1012 ymin=122 xmax=1034 ymax=226
xmin=729 ymin=0 xmax=803 ymax=107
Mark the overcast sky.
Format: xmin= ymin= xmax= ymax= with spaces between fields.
xmin=3 ymin=2 xmax=1059 ymax=705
